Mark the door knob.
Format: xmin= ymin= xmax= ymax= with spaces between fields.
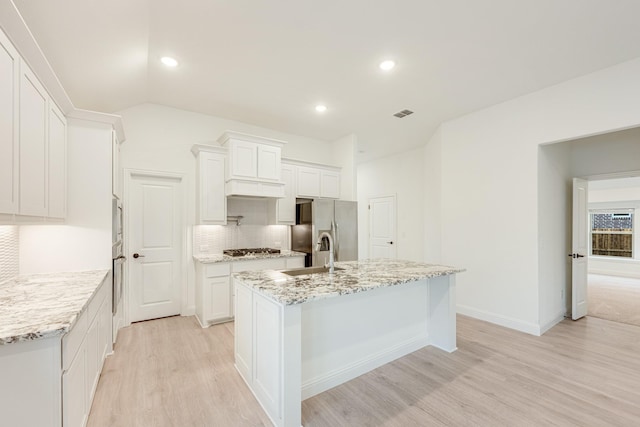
xmin=133 ymin=253 xmax=145 ymax=259
xmin=387 ymin=241 xmax=394 ymax=245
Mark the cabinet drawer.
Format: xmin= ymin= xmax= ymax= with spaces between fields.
xmin=62 ymin=308 xmax=88 ymax=371
xmin=206 ymin=263 xmax=231 ymax=278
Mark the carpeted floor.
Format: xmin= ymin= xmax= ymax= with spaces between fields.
xmin=588 ymin=274 xmax=640 ymax=327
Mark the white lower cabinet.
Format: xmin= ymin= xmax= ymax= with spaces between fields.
xmin=62 ymin=276 xmax=112 ymax=427
xmin=195 ymin=256 xmax=304 ymax=327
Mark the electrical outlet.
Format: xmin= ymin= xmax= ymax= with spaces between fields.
xmin=199 ymin=245 xmax=209 ymax=252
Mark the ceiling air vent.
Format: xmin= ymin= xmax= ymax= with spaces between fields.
xmin=393 ymin=109 xmax=414 ymax=118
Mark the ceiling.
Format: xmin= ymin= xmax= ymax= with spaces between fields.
xmin=13 ymin=0 xmax=640 ymax=162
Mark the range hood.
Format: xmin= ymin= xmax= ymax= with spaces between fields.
xmin=218 ymin=131 xmax=286 ymax=198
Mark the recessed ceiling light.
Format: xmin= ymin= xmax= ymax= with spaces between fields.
xmin=161 ymin=56 xmax=179 ymax=67
xmin=315 ymin=105 xmax=327 ymax=113
xmin=379 ymin=60 xmax=395 ymax=71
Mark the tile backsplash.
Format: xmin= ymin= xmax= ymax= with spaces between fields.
xmin=193 ymin=197 xmax=291 ymax=255
xmin=0 ymin=226 xmax=19 ymax=282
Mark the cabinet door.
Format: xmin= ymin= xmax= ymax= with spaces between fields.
xmin=320 ymin=170 xmax=340 ymax=199
xmin=257 ymin=144 xmax=281 ymax=181
xmin=85 ymin=315 xmax=99 ymax=401
xmin=63 ymin=342 xmax=87 ymax=427
xmin=48 ymin=102 xmax=66 ymax=218
xmin=276 ymin=164 xmax=296 ymax=224
xmin=296 ymin=166 xmax=321 ymax=197
xmin=0 ymin=29 xmax=19 ymax=214
xmin=234 ymin=282 xmax=252 ymax=380
xmin=206 ymin=276 xmax=231 ymax=321
xmin=98 ymin=295 xmax=112 ymax=364
xmin=199 ymin=152 xmax=226 ymax=224
xmin=19 ymin=63 xmax=49 ymax=217
xmin=229 ymin=140 xmax=257 ymax=179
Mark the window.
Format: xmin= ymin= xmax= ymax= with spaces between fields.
xmin=590 ymin=211 xmax=634 ymax=258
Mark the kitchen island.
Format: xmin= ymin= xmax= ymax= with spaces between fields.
xmin=233 ymin=259 xmax=464 ymax=427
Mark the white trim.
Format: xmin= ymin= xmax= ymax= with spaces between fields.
xmin=301 ymin=335 xmax=429 ymax=400
xmin=457 ymin=304 xmax=542 ymax=336
xmin=123 ymin=168 xmax=188 ymax=327
xmin=539 ymin=312 xmax=566 ymax=335
xmin=281 ymin=157 xmax=341 ymax=171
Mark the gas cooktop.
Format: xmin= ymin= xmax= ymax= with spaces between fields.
xmin=223 ymin=248 xmax=281 ymax=257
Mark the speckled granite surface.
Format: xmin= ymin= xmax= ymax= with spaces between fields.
xmin=194 ymin=250 xmax=306 ymax=264
xmin=233 ymin=259 xmax=464 ymax=305
xmin=0 ymin=270 xmax=109 ymax=345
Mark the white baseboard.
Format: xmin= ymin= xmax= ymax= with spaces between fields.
xmin=539 ymin=312 xmax=565 ymax=335
xmin=457 ymin=304 xmax=541 ymax=336
xmin=301 ymin=335 xmax=429 ymax=400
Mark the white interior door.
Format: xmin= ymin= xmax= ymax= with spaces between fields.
xmin=128 ymin=172 xmax=183 ymax=323
xmin=369 ymin=195 xmax=397 ymax=259
xmin=571 ymin=178 xmax=589 ymax=320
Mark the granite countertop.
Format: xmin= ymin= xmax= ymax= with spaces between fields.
xmin=194 ymin=250 xmax=306 ymax=264
xmin=232 ymin=259 xmax=464 ymax=306
xmin=0 ymin=270 xmax=109 ymax=345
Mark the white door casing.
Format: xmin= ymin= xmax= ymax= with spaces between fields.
xmin=127 ymin=171 xmax=184 ymax=323
xmin=369 ymin=195 xmax=397 ymax=259
xmin=571 ymin=178 xmax=589 ymax=320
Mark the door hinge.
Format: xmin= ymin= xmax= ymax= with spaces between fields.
xmin=368 ymin=204 xmax=370 ymax=210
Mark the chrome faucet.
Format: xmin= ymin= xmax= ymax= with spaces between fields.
xmin=316 ymin=231 xmax=335 ymax=273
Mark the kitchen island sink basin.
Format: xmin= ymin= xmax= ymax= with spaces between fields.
xmin=280 ymin=266 xmax=344 ymax=276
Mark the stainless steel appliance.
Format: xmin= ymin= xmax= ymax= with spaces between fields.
xmin=291 ymin=199 xmax=358 ymax=267
xmin=112 ymin=197 xmax=125 ymax=314
xmin=223 ymin=248 xmax=281 ymax=257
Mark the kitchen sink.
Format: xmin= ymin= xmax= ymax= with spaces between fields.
xmin=280 ymin=266 xmax=344 ymax=276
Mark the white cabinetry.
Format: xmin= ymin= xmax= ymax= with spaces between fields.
xmin=288 ymin=159 xmax=341 ymax=199
xmin=48 ymin=103 xmax=67 ymax=218
xmin=218 ymin=131 xmax=286 ymax=197
xmin=0 ymin=28 xmax=19 ymax=214
xmin=192 ymin=145 xmax=227 ymax=225
xmin=0 ymin=27 xmax=67 ymax=221
xmin=268 ymin=162 xmax=296 ymax=224
xmin=19 ymin=63 xmax=49 ymax=217
xmin=112 ymin=131 xmax=121 ymax=199
xmin=195 ymin=256 xmax=304 ymax=327
xmin=195 ymin=262 xmax=232 ymax=326
xmin=62 ymin=275 xmax=111 ymax=427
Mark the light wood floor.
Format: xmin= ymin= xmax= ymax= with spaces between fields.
xmin=88 ymin=315 xmax=640 ymax=427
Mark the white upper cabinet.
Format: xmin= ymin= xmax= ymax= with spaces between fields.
xmin=48 ymin=103 xmax=67 ymax=218
xmin=0 ymin=29 xmax=19 ymax=215
xmin=0 ymin=27 xmax=68 ymax=221
xmin=268 ymin=162 xmax=296 ymax=224
xmin=112 ymin=131 xmax=121 ymax=199
xmin=290 ymin=159 xmax=341 ymax=199
xmin=19 ymin=62 xmax=49 ymax=217
xmin=218 ymin=131 xmax=286 ymax=198
xmin=192 ymin=144 xmax=227 ymax=225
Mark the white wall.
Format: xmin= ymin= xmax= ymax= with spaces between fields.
xmin=357 ymin=146 xmax=425 ymax=262
xmin=437 ymin=57 xmax=640 ymax=335
xmin=424 ymin=128 xmax=443 ymax=263
xmin=20 ymin=119 xmax=112 ymax=274
xmin=537 ymin=142 xmax=572 ymax=332
xmin=331 ymin=134 xmax=357 ymax=201
xmin=118 ymin=103 xmax=337 ymax=314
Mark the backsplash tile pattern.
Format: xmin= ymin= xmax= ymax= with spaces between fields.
xmin=193 ymin=225 xmax=290 ymax=256
xmin=0 ymin=226 xmax=19 ymax=283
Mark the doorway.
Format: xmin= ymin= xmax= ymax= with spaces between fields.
xmin=368 ymin=195 xmax=397 ymax=259
xmin=125 ymin=170 xmax=185 ymax=323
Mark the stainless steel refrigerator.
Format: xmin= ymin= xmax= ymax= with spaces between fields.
xmin=291 ymin=198 xmax=358 ymax=267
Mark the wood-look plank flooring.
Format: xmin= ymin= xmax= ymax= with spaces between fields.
xmin=88 ymin=315 xmax=640 ymax=427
